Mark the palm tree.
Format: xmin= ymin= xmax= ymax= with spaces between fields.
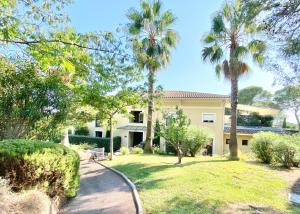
xmin=202 ymin=0 xmax=266 ymax=160
xmin=127 ymin=0 xmax=178 ymax=153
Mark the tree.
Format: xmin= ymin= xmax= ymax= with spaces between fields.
xmin=160 ymin=107 xmax=190 ymax=164
xmin=0 ymin=58 xmax=70 ymax=140
xmin=238 ymin=86 xmax=274 ymax=107
xmin=127 ymin=0 xmax=178 ymax=153
xmin=202 ymin=0 xmax=266 ymax=160
xmin=274 ymin=85 xmax=300 ymax=131
xmin=81 ymin=89 xmax=141 ymax=160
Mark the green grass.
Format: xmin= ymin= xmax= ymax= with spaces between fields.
xmin=106 ymin=154 xmax=300 ymax=214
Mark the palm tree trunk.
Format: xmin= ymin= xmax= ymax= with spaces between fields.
xmin=144 ymin=69 xmax=155 ymax=153
xmin=229 ymin=77 xmax=239 ymax=160
xmin=109 ymin=116 xmax=114 ymax=160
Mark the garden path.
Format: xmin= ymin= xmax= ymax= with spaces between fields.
xmin=60 ymin=160 xmax=136 ymax=214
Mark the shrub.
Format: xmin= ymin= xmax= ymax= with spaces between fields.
xmin=68 ymin=135 xmax=121 ymax=152
xmin=120 ymin=147 xmax=129 ymax=155
xmin=132 ymin=147 xmax=143 ymax=154
xmin=273 ymin=137 xmax=299 ymax=168
xmin=185 ymin=126 xmax=211 ymax=157
xmin=0 ymin=139 xmax=80 ymax=198
xmin=251 ymin=132 xmax=278 ymax=164
xmin=70 ymin=143 xmax=96 ymax=152
xmin=74 ymin=127 xmax=89 ymax=136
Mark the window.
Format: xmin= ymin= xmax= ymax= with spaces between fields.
xmin=242 ymin=139 xmax=248 ymax=146
xmin=225 ymin=108 xmax=231 ymax=116
xmin=95 ymin=131 xmax=102 ymax=138
xmin=202 ymin=113 xmax=216 ymax=123
xmin=226 ymin=139 xmax=230 ymax=144
xmin=130 ymin=111 xmax=143 ymax=123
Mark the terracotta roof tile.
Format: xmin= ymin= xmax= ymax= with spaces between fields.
xmin=162 ymin=90 xmax=230 ymax=99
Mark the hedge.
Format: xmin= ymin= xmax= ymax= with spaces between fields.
xmin=0 ymin=139 xmax=80 ymax=198
xmin=68 ymin=135 xmax=121 ymax=152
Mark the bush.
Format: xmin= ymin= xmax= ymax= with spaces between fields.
xmin=0 ymin=139 xmax=80 ymax=198
xmin=68 ymin=135 xmax=121 ymax=152
xmin=251 ymin=132 xmax=278 ymax=164
xmin=120 ymin=147 xmax=129 ymax=155
xmin=185 ymin=126 xmax=211 ymax=157
xmin=273 ymin=137 xmax=299 ymax=168
xmin=132 ymin=147 xmax=143 ymax=154
xmin=74 ymin=127 xmax=89 ymax=136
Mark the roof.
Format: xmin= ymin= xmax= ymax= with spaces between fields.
xmin=117 ymin=125 xmax=147 ymax=131
xmin=162 ymin=90 xmax=230 ymax=99
xmin=224 ymin=125 xmax=297 ymax=135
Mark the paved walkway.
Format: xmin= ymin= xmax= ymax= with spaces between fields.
xmin=60 ymin=160 xmax=136 ymax=214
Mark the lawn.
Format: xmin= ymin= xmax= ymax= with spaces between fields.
xmin=105 ymin=154 xmax=300 ymax=214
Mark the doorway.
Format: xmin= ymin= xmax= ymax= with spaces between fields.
xmin=129 ymin=131 xmax=143 ymax=147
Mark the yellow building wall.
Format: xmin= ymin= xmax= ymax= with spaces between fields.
xmin=223 ymin=133 xmax=253 ymax=154
xmin=155 ymin=99 xmax=226 ymax=155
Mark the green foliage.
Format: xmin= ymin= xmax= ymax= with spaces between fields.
xmin=68 ymin=135 xmax=121 ymax=153
xmin=74 ymin=127 xmax=89 ymax=136
xmin=185 ymin=126 xmax=211 ymax=157
xmin=160 ymin=107 xmax=190 ymax=163
xmin=273 ymin=137 xmax=299 ymax=169
xmin=132 ymin=147 xmax=143 ymax=154
xmin=251 ymin=132 xmax=278 ymax=164
xmin=238 ymin=86 xmax=274 ymax=107
xmin=153 ymin=120 xmax=161 ymax=146
xmin=0 ymin=139 xmax=80 ymax=198
xmin=120 ymin=147 xmax=129 ymax=155
xmin=237 ymin=112 xmax=274 ymax=127
xmin=0 ymin=59 xmax=70 ymax=140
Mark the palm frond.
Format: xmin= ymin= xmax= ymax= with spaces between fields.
xmin=203 ymin=33 xmax=217 ymax=44
xmin=215 ymin=64 xmax=222 ymax=79
xmin=239 ymin=62 xmax=250 ymax=74
xmin=223 ymin=3 xmax=232 ymax=21
xmin=141 ymin=0 xmax=152 ymax=20
xmin=162 ymin=30 xmax=178 ymax=48
xmin=161 ymin=10 xmax=177 ymax=26
xmin=212 ymin=14 xmax=225 ymax=34
xmin=152 ymin=0 xmax=161 ymax=16
xmin=234 ymin=46 xmax=248 ymax=58
xmin=223 ymin=60 xmax=230 ymax=79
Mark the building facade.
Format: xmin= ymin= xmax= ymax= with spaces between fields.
xmin=83 ymin=90 xmax=292 ymax=155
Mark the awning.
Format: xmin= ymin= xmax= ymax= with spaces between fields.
xmin=117 ymin=125 xmax=147 ymax=131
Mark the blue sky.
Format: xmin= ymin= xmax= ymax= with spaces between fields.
xmin=67 ymin=0 xmax=280 ymax=95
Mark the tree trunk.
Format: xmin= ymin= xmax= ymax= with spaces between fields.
xmin=295 ymin=109 xmax=300 ymax=131
xmin=229 ymin=77 xmax=239 ymax=160
xmin=177 ymin=147 xmax=183 ymax=164
xmin=61 ymin=128 xmax=70 ymax=147
xmin=144 ymin=69 xmax=155 ymax=153
xmin=109 ymin=117 xmax=114 ymax=160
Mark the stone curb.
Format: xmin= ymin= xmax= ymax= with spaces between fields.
xmin=95 ymin=160 xmax=143 ymax=214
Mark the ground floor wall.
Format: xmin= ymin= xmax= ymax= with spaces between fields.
xmin=223 ymin=134 xmax=253 ymax=154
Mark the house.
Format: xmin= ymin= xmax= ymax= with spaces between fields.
xmin=82 ymin=90 xmax=293 ymax=155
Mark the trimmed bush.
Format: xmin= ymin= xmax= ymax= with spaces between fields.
xmin=251 ymin=132 xmax=278 ymax=164
xmin=132 ymin=147 xmax=143 ymax=154
xmin=185 ymin=126 xmax=211 ymax=157
xmin=74 ymin=127 xmax=89 ymax=136
xmin=120 ymin=147 xmax=129 ymax=155
xmin=68 ymin=135 xmax=121 ymax=152
xmin=0 ymin=139 xmax=80 ymax=198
